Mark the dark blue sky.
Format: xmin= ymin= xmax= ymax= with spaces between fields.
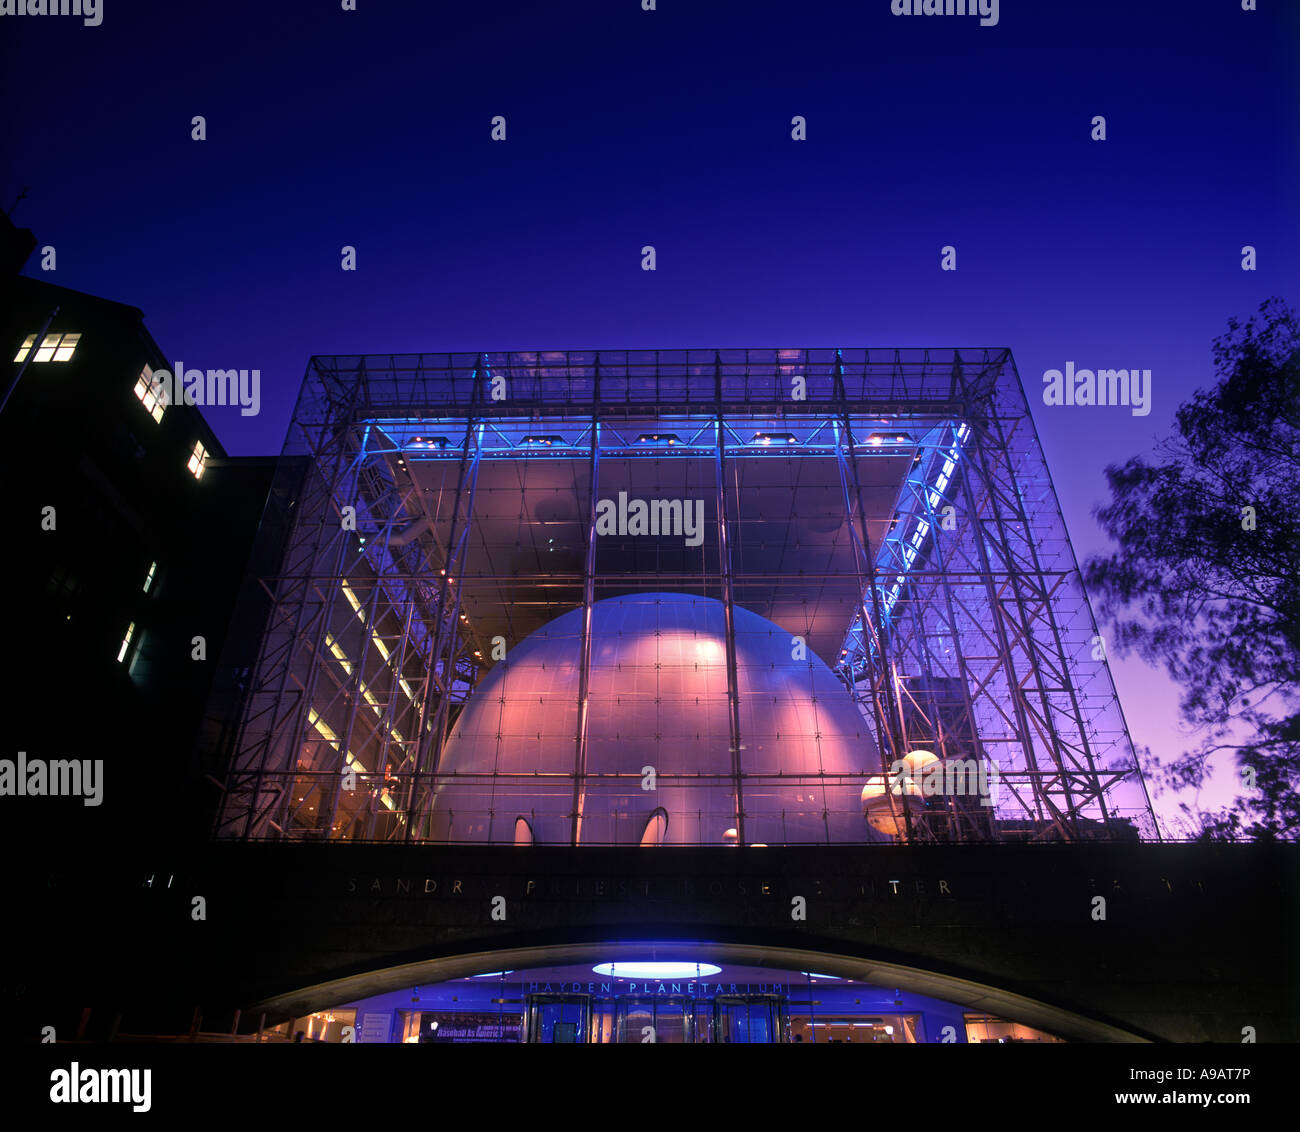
xmin=4 ymin=0 xmax=1297 ymax=831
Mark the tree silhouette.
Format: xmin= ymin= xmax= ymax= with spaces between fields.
xmin=1084 ymin=298 xmax=1299 ymax=841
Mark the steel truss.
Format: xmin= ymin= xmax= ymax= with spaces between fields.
xmin=212 ymin=348 xmax=1157 ymax=843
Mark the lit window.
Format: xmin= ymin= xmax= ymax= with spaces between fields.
xmin=117 ymin=622 xmax=135 ymax=663
xmin=134 ymin=365 xmax=166 ymax=423
xmin=142 ymin=562 xmax=157 ymax=593
xmin=326 ymin=633 xmax=353 ymax=675
xmin=339 ymin=584 xmax=420 ymax=705
xmin=307 ymin=707 xmax=371 ymax=774
xmin=52 ymin=333 xmax=81 ymax=361
xmin=17 ymin=332 xmax=81 ymax=363
xmin=186 ymin=439 xmax=208 ymax=480
xmin=307 ymin=707 xmax=339 ymax=744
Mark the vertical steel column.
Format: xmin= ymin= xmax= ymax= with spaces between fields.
xmin=405 ymin=356 xmax=484 ymax=842
xmin=279 ymin=386 xmax=374 ymax=838
xmin=979 ymin=366 xmax=1111 ymax=830
xmin=714 ymin=352 xmax=745 ymax=846
xmin=832 ymin=352 xmax=912 ymax=840
xmin=320 ymin=491 xmax=404 ymax=840
xmin=912 ymin=407 xmax=994 ymax=841
xmin=571 ymin=357 xmax=601 ymax=845
xmin=238 ymin=362 xmax=362 ymax=839
xmin=428 ymin=471 xmax=478 ymax=761
xmin=955 ymin=410 xmax=1067 ymax=834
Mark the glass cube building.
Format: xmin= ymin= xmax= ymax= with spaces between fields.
xmin=211 ymin=348 xmax=1157 ymax=846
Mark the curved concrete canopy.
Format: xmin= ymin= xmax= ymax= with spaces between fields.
xmin=250 ymin=939 xmax=1149 ymax=1043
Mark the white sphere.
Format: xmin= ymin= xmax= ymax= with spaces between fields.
xmin=862 ymin=774 xmax=924 ymax=836
xmin=903 ymin=749 xmax=940 ymax=778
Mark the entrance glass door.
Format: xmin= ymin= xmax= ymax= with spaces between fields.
xmin=713 ymin=995 xmax=785 ymax=1043
xmin=613 ymin=996 xmax=694 ymax=1043
xmin=526 ymin=995 xmax=590 ymax=1043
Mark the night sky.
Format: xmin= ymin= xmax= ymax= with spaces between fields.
xmin=4 ymin=0 xmax=1296 ymax=833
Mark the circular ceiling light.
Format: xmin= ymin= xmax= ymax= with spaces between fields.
xmin=592 ymin=962 xmax=722 ymax=980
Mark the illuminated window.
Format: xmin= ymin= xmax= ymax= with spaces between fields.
xmin=133 ymin=364 xmax=166 ymax=423
xmin=307 ymin=707 xmax=339 ymax=744
xmin=340 ymin=582 xmax=420 ymax=707
xmin=325 ymin=633 xmax=409 ymax=745
xmin=325 ymin=633 xmax=353 ymax=676
xmin=964 ymin=1014 xmax=1064 ymax=1043
xmin=51 ymin=333 xmax=81 ymax=361
xmin=117 ymin=622 xmax=135 ymax=663
xmin=14 ymin=332 xmax=80 ymax=363
xmin=186 ymin=439 xmax=208 ymax=480
xmin=307 ymin=707 xmax=372 ymax=776
xmin=142 ymin=562 xmax=157 ymax=593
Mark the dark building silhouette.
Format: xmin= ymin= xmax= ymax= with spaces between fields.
xmin=0 ymin=213 xmax=274 ymax=845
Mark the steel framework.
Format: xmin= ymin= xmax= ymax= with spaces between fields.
xmin=210 ymin=347 xmax=1158 ymax=843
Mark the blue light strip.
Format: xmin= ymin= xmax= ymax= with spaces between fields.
xmin=362 ymin=414 xmax=895 ymax=459
xmin=839 ymin=420 xmax=970 ymax=670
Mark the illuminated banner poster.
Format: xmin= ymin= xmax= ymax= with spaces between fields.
xmin=423 ymin=1014 xmax=522 ymax=1043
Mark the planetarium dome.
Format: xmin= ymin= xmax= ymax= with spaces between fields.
xmin=427 ymin=592 xmax=883 ymax=845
